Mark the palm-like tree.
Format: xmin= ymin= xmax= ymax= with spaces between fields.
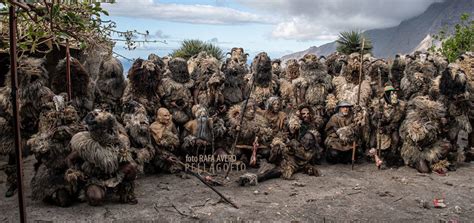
xmin=336 ymin=31 xmax=373 ymax=55
xmin=171 ymin=39 xmax=224 ymax=60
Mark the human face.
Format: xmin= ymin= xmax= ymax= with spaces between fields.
xmin=301 ymin=133 xmax=315 ymax=150
xmin=340 ymin=107 xmax=350 ymax=116
xmin=244 ymin=107 xmax=255 ymax=119
xmin=389 ymin=91 xmax=398 ymax=104
xmin=301 ymin=108 xmax=311 ymax=122
xmin=157 ymin=108 xmax=171 ymax=125
xmin=271 ymin=100 xmax=281 ymax=112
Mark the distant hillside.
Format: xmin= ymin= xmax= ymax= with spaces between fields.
xmin=281 ymin=0 xmax=474 ymax=63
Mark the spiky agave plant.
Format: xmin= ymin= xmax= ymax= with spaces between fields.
xmin=336 ymin=31 xmax=373 ymax=55
xmin=171 ymin=39 xmax=224 ymax=61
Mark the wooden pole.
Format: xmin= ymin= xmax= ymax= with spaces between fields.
xmin=66 ymin=39 xmax=72 ymax=101
xmin=9 ymin=3 xmax=27 ymax=222
xmin=352 ymin=38 xmax=365 ymax=170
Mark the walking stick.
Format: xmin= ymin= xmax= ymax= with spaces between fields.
xmin=9 ymin=4 xmax=26 ymax=222
xmin=66 ymin=39 xmax=72 ymax=101
xmin=376 ymin=68 xmax=383 ymax=170
xmin=225 ymin=71 xmax=256 ymax=178
xmin=351 ymin=38 xmax=365 ymax=170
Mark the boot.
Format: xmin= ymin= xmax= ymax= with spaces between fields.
xmin=415 ymin=159 xmax=430 ymax=173
xmin=5 ymin=184 xmax=17 ymax=198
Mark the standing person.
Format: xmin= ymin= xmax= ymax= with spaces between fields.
xmin=369 ymin=85 xmax=406 ymax=167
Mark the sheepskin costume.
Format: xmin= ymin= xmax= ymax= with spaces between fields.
xmin=5 ymin=57 xmax=55 ymax=134
xmin=0 ymin=86 xmax=17 ymax=196
xmin=121 ymin=100 xmax=151 ymax=149
xmin=399 ymin=96 xmax=451 ymax=172
xmin=122 ymin=58 xmax=162 ymax=120
xmin=366 ymin=59 xmax=390 ymax=96
xmin=227 ymin=100 xmax=273 ymax=146
xmin=436 ymin=63 xmax=472 ymax=163
xmin=120 ymin=100 xmax=152 ymax=172
xmin=69 ymin=110 xmax=132 ymax=179
xmin=325 ymin=52 xmax=347 ymax=76
xmin=330 ymin=53 xmax=372 ymax=110
xmin=279 ymin=59 xmax=299 ymax=110
xmin=54 ymin=57 xmax=95 ymax=118
xmin=390 ymin=54 xmax=408 ymax=89
xmin=368 ymin=94 xmax=406 ymax=166
xmin=0 ymin=58 xmax=53 ymax=195
xmin=280 ymin=133 xmax=320 ymax=179
xmin=181 ymin=105 xmax=226 ymax=155
xmin=429 ymin=53 xmax=449 ymax=75
xmin=400 ymin=58 xmax=437 ymax=100
xmin=29 ymin=102 xmax=83 ymax=170
xmin=0 ymin=87 xmax=13 ymax=156
xmin=28 ymin=102 xmax=83 ymax=205
xmin=95 ymin=57 xmax=126 ymax=114
xmin=227 ymin=47 xmax=249 ymax=66
xmin=158 ymin=57 xmax=194 ymax=125
xmin=188 ymin=52 xmax=225 ymax=108
xmin=292 ymin=54 xmax=332 ymax=106
xmin=271 ymin=59 xmax=283 ymax=78
xmin=182 ymin=105 xmax=211 ymax=150
xmin=148 ymin=53 xmax=166 ymax=71
xmin=222 ymin=57 xmax=247 ymax=106
xmin=259 ymin=96 xmax=287 ymax=135
xmin=457 ymin=52 xmax=474 ymax=152
xmin=247 ymin=52 xmax=278 ymax=108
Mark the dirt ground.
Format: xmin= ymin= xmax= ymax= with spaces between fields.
xmin=1 ymin=156 xmax=473 ymax=222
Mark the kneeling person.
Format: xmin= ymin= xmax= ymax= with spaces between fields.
xmin=324 ymin=101 xmax=360 ymax=164
xmin=239 ymin=132 xmax=320 ymax=186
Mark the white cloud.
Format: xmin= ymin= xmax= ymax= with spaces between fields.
xmin=104 ymin=0 xmax=444 ymax=42
xmin=152 ymin=30 xmax=170 ymax=39
xmin=104 ymin=0 xmax=275 ymax=25
xmin=237 ymin=0 xmax=444 ymax=41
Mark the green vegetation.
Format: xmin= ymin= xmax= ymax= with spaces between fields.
xmin=430 ymin=13 xmax=474 ymax=63
xmin=336 ymin=30 xmax=373 ymax=55
xmin=0 ymin=1 xmax=159 ymax=57
xmin=171 ymin=39 xmax=224 ymax=60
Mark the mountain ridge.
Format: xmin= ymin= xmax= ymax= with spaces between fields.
xmin=281 ymin=0 xmax=473 ymax=62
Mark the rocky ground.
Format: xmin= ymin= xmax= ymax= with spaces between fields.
xmin=1 ymin=156 xmax=473 ymax=222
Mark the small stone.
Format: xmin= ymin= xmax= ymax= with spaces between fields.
xmin=292 ymin=182 xmax=306 ymax=187
xmin=401 ymin=177 xmax=408 ymax=184
xmin=253 ymin=190 xmax=259 ymax=195
xmin=454 ymin=206 xmax=462 ymax=214
xmin=417 ymin=199 xmax=430 ymax=209
xmin=444 ymin=182 xmax=454 ymax=186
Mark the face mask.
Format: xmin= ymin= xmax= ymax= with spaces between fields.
xmin=390 ymin=91 xmax=398 ymax=104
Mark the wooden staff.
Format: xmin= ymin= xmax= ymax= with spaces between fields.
xmin=9 ymin=3 xmax=27 ymax=222
xmin=225 ymin=70 xmax=257 ymax=178
xmin=66 ymin=39 xmax=72 ymax=101
xmin=352 ymin=38 xmax=365 ymax=170
xmin=165 ymin=156 xmax=239 ymax=209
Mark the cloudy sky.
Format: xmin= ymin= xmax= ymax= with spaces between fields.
xmin=103 ymin=0 xmax=443 ymax=62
